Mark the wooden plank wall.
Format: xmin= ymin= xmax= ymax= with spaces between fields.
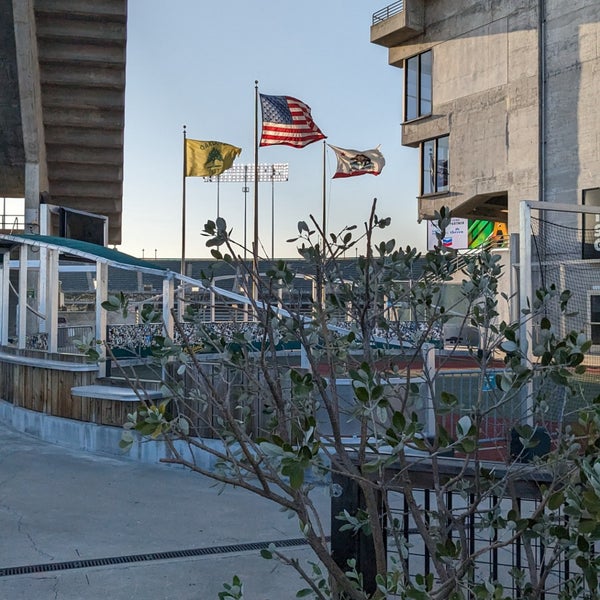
xmin=0 ymin=352 xmax=136 ymax=427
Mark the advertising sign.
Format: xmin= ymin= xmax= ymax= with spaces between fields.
xmin=427 ymin=218 xmax=508 ymax=250
xmin=427 ymin=218 xmax=469 ymax=250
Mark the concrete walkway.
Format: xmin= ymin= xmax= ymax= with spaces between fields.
xmin=0 ymin=422 xmax=331 ymax=599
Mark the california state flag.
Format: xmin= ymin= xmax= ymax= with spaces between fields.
xmin=328 ymin=144 xmax=385 ymax=179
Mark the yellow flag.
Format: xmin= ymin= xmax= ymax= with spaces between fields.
xmin=185 ymin=139 xmax=242 ymax=177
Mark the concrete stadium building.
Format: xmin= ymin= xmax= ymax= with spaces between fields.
xmin=0 ymin=0 xmax=126 ymax=245
xmin=371 ymin=0 xmax=600 ymax=349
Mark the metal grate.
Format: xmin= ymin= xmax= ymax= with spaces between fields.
xmin=0 ymin=536 xmax=320 ymax=578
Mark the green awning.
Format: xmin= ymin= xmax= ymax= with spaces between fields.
xmin=0 ymin=233 xmax=169 ymax=275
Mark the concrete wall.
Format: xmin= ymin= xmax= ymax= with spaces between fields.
xmin=0 ymin=0 xmax=127 ymax=244
xmin=396 ymin=0 xmax=541 ymax=228
xmin=0 ymin=0 xmax=25 ymax=197
xmin=543 ymin=2 xmax=600 ymax=233
xmin=374 ymin=0 xmax=600 ymax=335
xmin=0 ymin=399 xmax=225 ymax=470
xmin=389 ymin=0 xmax=600 ymax=238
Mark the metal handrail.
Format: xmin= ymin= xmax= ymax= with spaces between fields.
xmin=372 ymin=1 xmax=404 ymax=25
xmin=0 ymin=214 xmax=23 ymax=231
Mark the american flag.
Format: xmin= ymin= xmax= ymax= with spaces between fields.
xmin=259 ymin=94 xmax=326 ymax=148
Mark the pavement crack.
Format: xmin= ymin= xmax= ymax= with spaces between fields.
xmin=17 ymin=514 xmax=54 ymax=562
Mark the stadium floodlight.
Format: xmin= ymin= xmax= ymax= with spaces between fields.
xmin=203 ymin=163 xmax=289 ymax=258
xmin=202 ymin=163 xmax=288 ymax=183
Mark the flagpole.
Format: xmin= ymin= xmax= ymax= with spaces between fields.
xmin=181 ymin=125 xmax=187 ymax=276
xmin=243 ymin=165 xmax=248 ymax=261
xmin=253 ymin=81 xmax=259 ymax=295
xmin=322 ymin=139 xmax=326 ymax=249
xmin=271 ymin=165 xmax=275 ymax=259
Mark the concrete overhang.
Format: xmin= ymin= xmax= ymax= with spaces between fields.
xmin=371 ymin=0 xmax=424 ymax=48
xmin=419 ymin=192 xmax=508 ymax=223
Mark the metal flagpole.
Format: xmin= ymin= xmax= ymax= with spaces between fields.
xmin=322 ymin=139 xmax=326 ymax=248
xmin=243 ymin=166 xmax=248 ymax=260
xmin=271 ymin=165 xmax=275 ymax=259
xmin=201 ymin=163 xmax=288 ymax=262
xmin=216 ymin=175 xmax=220 ymax=218
xmin=253 ymin=81 xmax=260 ymax=295
xmin=181 ymin=125 xmax=187 ymax=275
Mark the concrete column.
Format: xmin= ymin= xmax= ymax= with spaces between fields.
xmin=12 ymin=0 xmax=49 ymax=231
xmin=24 ymin=163 xmax=42 ymax=231
xmin=0 ymin=251 xmax=9 ymax=345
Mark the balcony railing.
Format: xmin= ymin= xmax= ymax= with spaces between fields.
xmin=371 ymin=0 xmax=423 ymax=47
xmin=0 ymin=214 xmax=24 ymax=232
xmin=372 ymin=0 xmax=404 ymax=25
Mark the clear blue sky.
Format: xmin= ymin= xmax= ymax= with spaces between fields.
xmin=119 ymin=0 xmax=427 ymax=259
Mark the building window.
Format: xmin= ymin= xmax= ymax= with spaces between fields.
xmin=591 ymin=295 xmax=600 ymax=344
xmin=421 ymin=136 xmax=449 ymax=195
xmin=582 ymin=188 xmax=600 ymax=259
xmin=405 ymin=50 xmax=432 ymax=122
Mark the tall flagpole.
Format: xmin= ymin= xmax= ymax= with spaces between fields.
xmin=181 ymin=125 xmax=187 ymax=275
xmin=271 ymin=165 xmax=275 ymax=259
xmin=253 ymin=81 xmax=260 ymax=295
xmin=322 ymin=139 xmax=327 ymax=249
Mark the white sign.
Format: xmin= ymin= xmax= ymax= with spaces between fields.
xmin=427 ymin=218 xmax=469 ymax=250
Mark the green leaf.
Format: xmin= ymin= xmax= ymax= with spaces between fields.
xmin=547 ymin=490 xmax=564 ymax=511
xmin=578 ymin=520 xmax=598 ymax=534
xmin=354 ymin=386 xmax=369 ymax=403
xmin=392 ymin=411 xmax=406 ymax=431
xmin=440 ymin=391 xmax=458 ymax=406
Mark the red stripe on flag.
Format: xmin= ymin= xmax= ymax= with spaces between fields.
xmin=259 ymin=95 xmax=326 ymax=148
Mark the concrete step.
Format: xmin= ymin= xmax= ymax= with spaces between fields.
xmin=35 ymin=0 xmax=127 ymax=18
xmin=48 ymin=163 xmax=123 ymax=182
xmin=35 ymin=16 xmax=126 ymax=43
xmin=45 ymin=144 xmax=123 ymax=165
xmin=44 ymin=126 xmax=123 ymax=147
xmin=42 ymin=85 xmax=125 ymax=110
xmin=40 ymin=64 xmax=125 ymax=88
xmin=44 ymin=106 xmax=124 ymax=129
xmin=48 ymin=180 xmax=123 ymax=198
xmin=38 ymin=39 xmax=125 ymax=65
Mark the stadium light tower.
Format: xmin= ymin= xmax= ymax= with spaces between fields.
xmin=204 ymin=163 xmax=288 ymax=259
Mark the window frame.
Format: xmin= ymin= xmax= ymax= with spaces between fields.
xmin=582 ymin=188 xmax=600 ymax=260
xmin=420 ymin=135 xmax=449 ymax=197
xmin=403 ymin=49 xmax=432 ymax=123
xmin=589 ymin=293 xmax=600 ymax=345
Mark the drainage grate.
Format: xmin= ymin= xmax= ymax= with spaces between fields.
xmin=0 ymin=536 xmax=320 ymax=578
